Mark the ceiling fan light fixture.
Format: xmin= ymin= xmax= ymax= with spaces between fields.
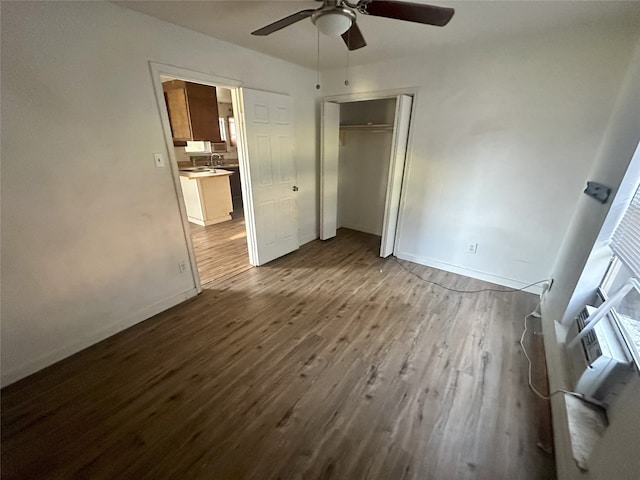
xmin=312 ymin=8 xmax=355 ymax=36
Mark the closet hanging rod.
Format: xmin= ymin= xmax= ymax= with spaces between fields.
xmin=339 ymin=123 xmax=393 ymax=131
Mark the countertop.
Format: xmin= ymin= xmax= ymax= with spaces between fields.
xmin=179 ymin=168 xmax=233 ymax=179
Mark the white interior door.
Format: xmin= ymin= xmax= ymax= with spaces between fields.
xmin=380 ymin=95 xmax=413 ymax=257
xmin=236 ymin=88 xmax=299 ymax=266
xmin=320 ymin=101 xmax=341 ymax=240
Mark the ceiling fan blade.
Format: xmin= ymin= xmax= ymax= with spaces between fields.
xmin=361 ymin=0 xmax=454 ymax=27
xmin=342 ymin=22 xmax=367 ymax=50
xmin=251 ymin=9 xmax=316 ymax=36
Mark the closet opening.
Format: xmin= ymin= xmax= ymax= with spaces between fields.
xmin=321 ymin=94 xmax=413 ymax=258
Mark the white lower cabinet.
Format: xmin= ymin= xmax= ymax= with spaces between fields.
xmin=179 ymin=170 xmax=233 ymax=226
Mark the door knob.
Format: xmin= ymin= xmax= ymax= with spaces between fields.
xmin=292 ymin=185 xmax=299 ymax=192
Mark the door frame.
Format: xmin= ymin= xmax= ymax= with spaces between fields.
xmin=321 ymin=88 xmax=418 ymax=256
xmin=148 ymin=62 xmax=256 ymax=291
xmin=380 ymin=94 xmax=412 ymax=257
xmin=320 ymin=101 xmax=341 ymax=240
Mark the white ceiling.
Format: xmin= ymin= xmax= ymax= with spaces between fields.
xmin=115 ymin=1 xmax=640 ymax=70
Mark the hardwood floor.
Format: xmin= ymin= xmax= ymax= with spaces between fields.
xmin=189 ymin=210 xmax=251 ymax=285
xmin=1 ymin=229 xmax=556 ymax=480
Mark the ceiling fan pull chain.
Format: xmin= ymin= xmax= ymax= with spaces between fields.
xmin=345 ymin=29 xmax=350 ymax=86
xmin=316 ymin=28 xmax=321 ymax=90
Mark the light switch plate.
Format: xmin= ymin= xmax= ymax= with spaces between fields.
xmin=153 ymin=153 xmax=165 ymax=168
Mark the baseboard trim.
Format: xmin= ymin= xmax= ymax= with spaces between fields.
xmin=1 ymin=287 xmax=199 ymax=387
xmin=298 ymin=232 xmax=318 ymax=246
xmin=394 ymin=251 xmax=545 ymax=295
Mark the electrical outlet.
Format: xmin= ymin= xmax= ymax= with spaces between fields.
xmin=178 ymin=261 xmax=187 ymax=273
xmin=153 ymin=152 xmax=165 ymax=168
xmin=467 ymin=243 xmax=478 ymax=254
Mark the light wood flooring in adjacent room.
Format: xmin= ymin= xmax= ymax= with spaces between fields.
xmin=1 ymin=229 xmax=556 ymax=480
xmin=189 ymin=211 xmax=251 ymax=285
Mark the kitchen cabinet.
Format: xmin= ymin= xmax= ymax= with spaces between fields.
xmin=162 ymin=80 xmax=221 ymax=144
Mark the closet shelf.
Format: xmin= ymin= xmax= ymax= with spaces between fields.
xmin=339 ymin=124 xmax=393 ymax=131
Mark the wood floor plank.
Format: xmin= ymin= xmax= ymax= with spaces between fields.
xmin=1 ymin=228 xmax=556 ymax=480
xmin=189 ymin=212 xmax=252 ymax=285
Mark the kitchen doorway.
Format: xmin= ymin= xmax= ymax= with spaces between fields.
xmin=149 ymin=64 xmax=252 ymax=288
xmin=161 ymin=80 xmax=251 ymax=285
xmin=150 ymin=63 xmax=301 ymax=290
xmin=149 ymin=62 xmax=300 ymax=293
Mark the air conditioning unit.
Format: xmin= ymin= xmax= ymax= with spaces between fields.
xmin=566 ymin=305 xmax=633 ymax=404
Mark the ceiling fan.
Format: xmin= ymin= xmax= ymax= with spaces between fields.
xmin=252 ymin=0 xmax=454 ymax=51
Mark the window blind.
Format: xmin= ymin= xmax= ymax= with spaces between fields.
xmin=611 ymin=184 xmax=640 ymax=278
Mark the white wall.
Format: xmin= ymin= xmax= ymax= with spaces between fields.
xmin=338 ymin=130 xmax=393 ymax=235
xmin=322 ymin=23 xmax=640 ymax=291
xmin=543 ymin=36 xmax=640 ymax=324
xmin=0 ymin=1 xmax=318 ymax=385
xmin=339 ymin=99 xmax=396 ymax=126
xmin=337 ymin=99 xmax=396 ymax=235
xmin=540 ymin=38 xmax=639 ymax=480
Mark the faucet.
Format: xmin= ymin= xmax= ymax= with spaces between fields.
xmin=209 ymin=153 xmax=223 ymax=167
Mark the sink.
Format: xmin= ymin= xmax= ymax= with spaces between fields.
xmin=179 ymin=167 xmax=215 ymax=172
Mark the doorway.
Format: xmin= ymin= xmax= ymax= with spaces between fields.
xmin=320 ymin=93 xmax=413 ymax=257
xmin=149 ymin=63 xmax=301 ymax=292
xmin=159 ymin=77 xmax=251 ymax=285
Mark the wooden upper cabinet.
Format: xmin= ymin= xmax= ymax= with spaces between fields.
xmin=162 ymin=80 xmax=221 ymax=143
